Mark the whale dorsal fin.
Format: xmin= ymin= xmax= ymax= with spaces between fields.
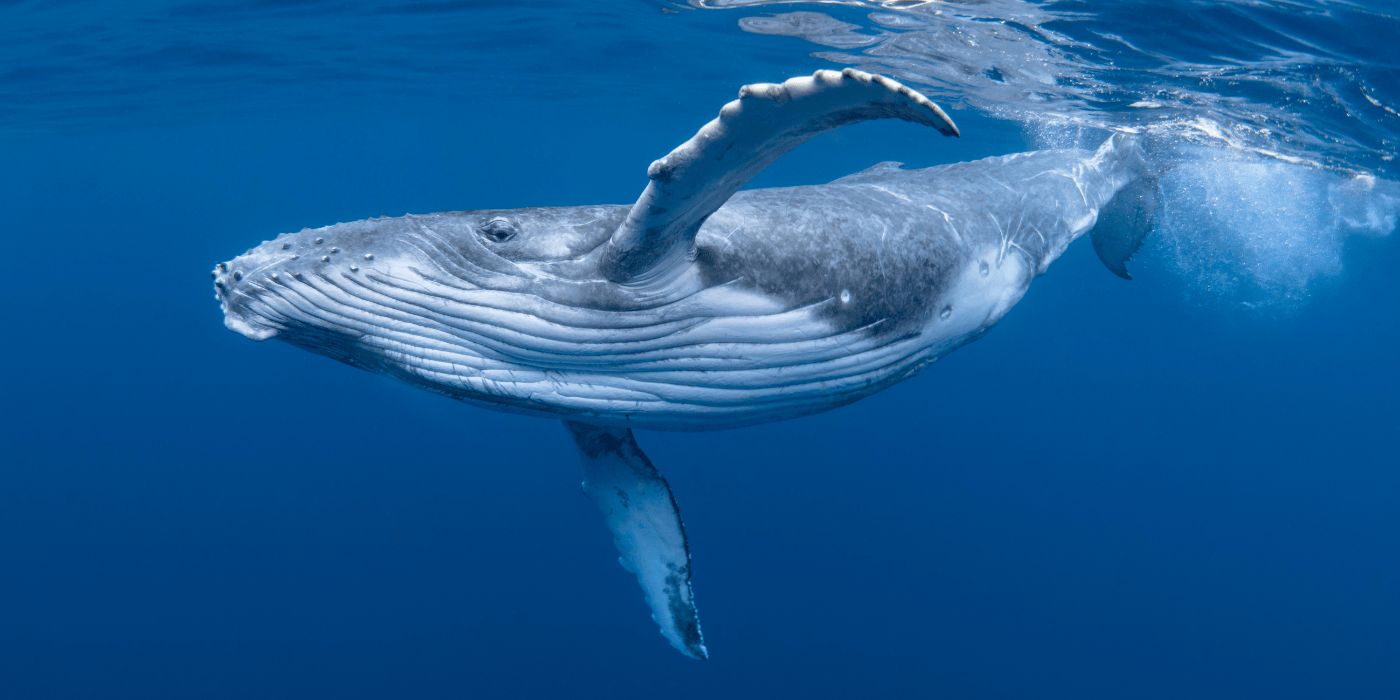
xmin=829 ymin=160 xmax=907 ymax=185
xmin=600 ymin=69 xmax=959 ymax=285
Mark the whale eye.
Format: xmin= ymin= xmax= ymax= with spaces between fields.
xmin=479 ymin=216 xmax=518 ymax=243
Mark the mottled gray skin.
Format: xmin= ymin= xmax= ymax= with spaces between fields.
xmin=214 ymin=135 xmax=1144 ymax=431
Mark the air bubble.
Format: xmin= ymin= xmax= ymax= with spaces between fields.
xmin=978 ymin=260 xmax=990 ymax=277
xmin=282 ymin=243 xmax=291 ymax=250
xmin=364 ymin=254 xmax=373 ymax=260
xmin=940 ymin=305 xmax=952 ymax=319
xmin=1152 ymin=152 xmax=1400 ymax=310
xmin=350 ymin=265 xmax=359 ymax=272
xmin=315 ymin=237 xmax=324 ymax=244
xmin=330 ymin=247 xmax=339 ymax=253
xmin=839 ymin=289 xmax=851 ymax=304
xmin=233 ymin=271 xmax=242 ymax=281
xmin=321 ymin=255 xmax=330 ymax=262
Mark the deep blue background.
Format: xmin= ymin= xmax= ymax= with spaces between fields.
xmin=2 ymin=2 xmax=1398 ymax=698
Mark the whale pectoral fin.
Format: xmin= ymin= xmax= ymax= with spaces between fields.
xmin=601 ymin=68 xmax=959 ymax=285
xmin=563 ymin=421 xmax=707 ymax=660
xmin=1090 ymin=175 xmax=1159 ymax=280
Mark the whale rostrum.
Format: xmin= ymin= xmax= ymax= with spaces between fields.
xmin=212 ymin=69 xmax=1152 ymax=658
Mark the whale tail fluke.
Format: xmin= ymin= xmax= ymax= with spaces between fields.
xmin=1091 ymin=174 xmax=1158 ymax=279
xmin=1089 ymin=133 xmax=1159 ymax=280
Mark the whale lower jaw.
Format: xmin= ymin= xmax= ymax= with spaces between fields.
xmin=224 ymin=313 xmax=280 ymax=342
xmin=214 ymin=263 xmax=280 ymax=341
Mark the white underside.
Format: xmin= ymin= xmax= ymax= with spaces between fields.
xmin=227 ymin=242 xmax=1031 ymax=429
xmin=921 ymin=246 xmax=1032 ymax=356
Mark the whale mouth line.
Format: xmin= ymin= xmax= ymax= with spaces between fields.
xmin=219 ymin=281 xmax=283 ymax=341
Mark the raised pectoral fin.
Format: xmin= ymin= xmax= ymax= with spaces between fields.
xmin=563 ymin=421 xmax=707 ymax=660
xmin=600 ymin=68 xmax=959 ymax=285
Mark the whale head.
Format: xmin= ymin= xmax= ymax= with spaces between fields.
xmin=212 ymin=205 xmax=630 ymax=344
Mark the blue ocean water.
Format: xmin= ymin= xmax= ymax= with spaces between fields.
xmin=2 ymin=0 xmax=1398 ymax=697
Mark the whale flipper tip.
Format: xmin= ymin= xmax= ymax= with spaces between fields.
xmin=565 ymin=421 xmax=707 ymax=660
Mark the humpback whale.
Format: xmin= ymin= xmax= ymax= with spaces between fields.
xmin=212 ymin=69 xmax=1153 ymax=659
